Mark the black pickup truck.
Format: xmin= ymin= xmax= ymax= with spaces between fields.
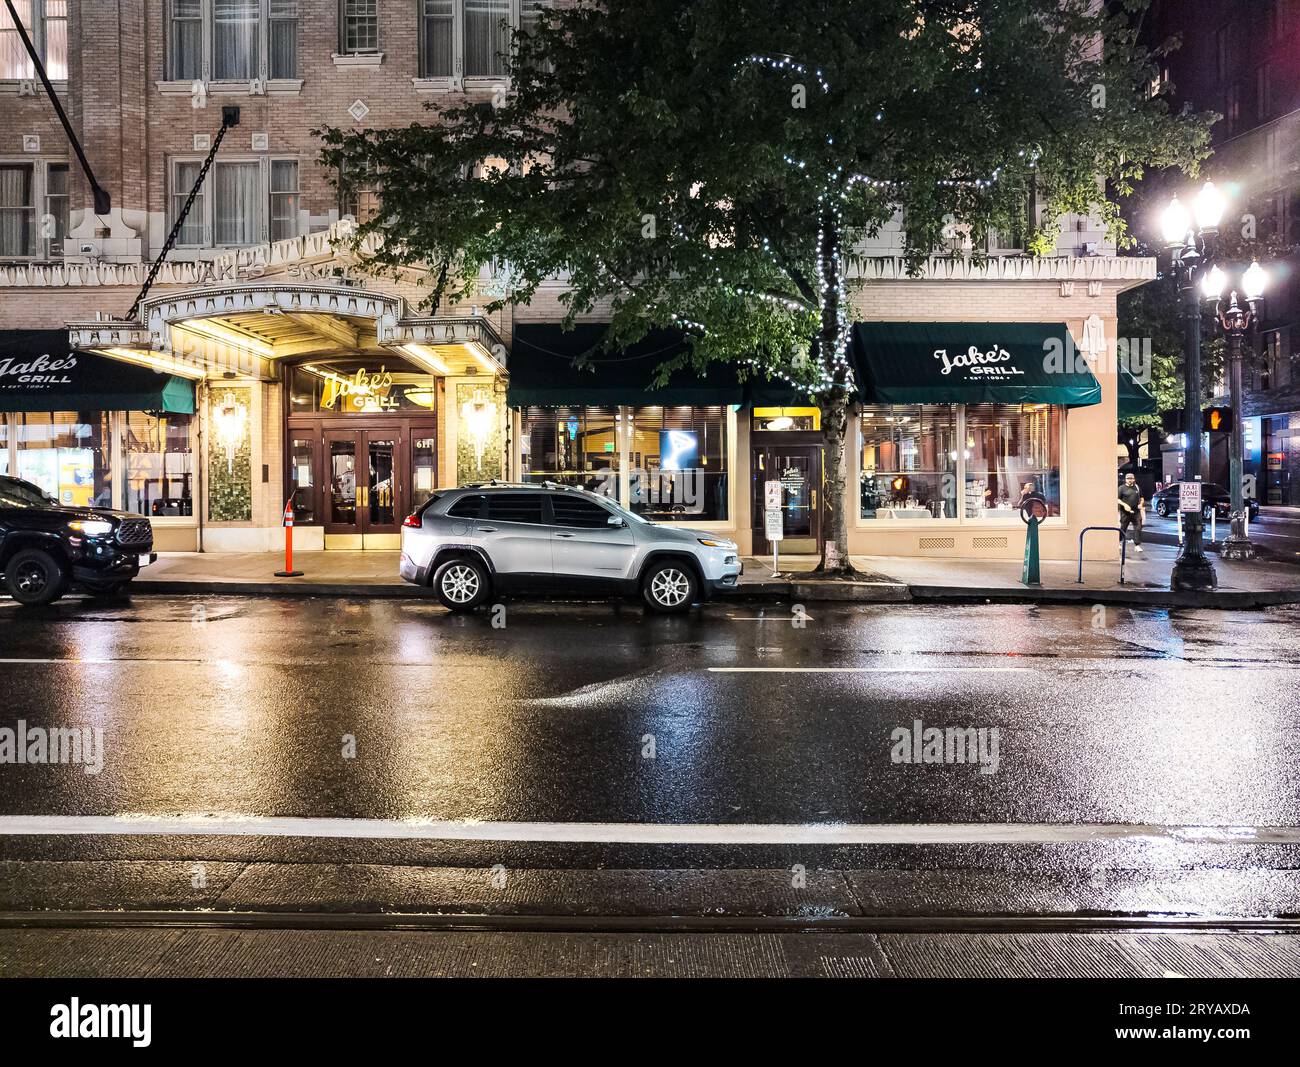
xmin=0 ymin=475 xmax=155 ymax=606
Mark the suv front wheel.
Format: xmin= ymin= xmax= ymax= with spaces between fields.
xmin=432 ymin=556 xmax=490 ymax=613
xmin=5 ymin=548 xmax=67 ymax=607
xmin=642 ymin=560 xmax=698 ymax=614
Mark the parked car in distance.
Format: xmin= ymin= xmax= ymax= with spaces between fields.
xmin=0 ymin=475 xmax=156 ymax=606
xmin=1150 ymin=482 xmax=1261 ymax=522
xmin=400 ymin=482 xmax=742 ymax=613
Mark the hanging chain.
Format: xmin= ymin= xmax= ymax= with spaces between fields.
xmin=128 ymin=113 xmax=238 ymax=321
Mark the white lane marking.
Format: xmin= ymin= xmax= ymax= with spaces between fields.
xmin=0 ymin=658 xmax=209 ymax=666
xmin=726 ymin=614 xmax=813 ymax=621
xmin=708 ymin=666 xmax=1033 ymax=674
xmin=0 ymin=816 xmax=1293 ymax=846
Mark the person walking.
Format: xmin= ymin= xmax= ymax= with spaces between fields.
xmin=1118 ymin=472 xmax=1145 ymax=553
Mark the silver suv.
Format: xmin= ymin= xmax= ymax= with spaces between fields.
xmin=400 ymin=482 xmax=741 ymax=613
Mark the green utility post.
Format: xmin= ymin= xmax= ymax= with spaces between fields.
xmin=1020 ymin=499 xmax=1046 ymax=587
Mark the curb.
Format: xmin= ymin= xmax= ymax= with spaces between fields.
xmin=128 ymin=577 xmax=1300 ymax=609
xmin=135 ymin=580 xmax=440 ymax=599
xmin=907 ymin=585 xmax=1300 ymax=609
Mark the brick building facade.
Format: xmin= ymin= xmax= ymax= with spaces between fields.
xmin=1 ymin=1 xmax=1148 ymax=562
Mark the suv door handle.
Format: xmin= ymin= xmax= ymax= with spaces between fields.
xmin=554 ymin=532 xmax=574 ymax=538
xmin=478 ymin=526 xmax=497 ymax=533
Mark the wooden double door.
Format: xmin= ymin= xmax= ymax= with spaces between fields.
xmin=287 ymin=417 xmax=438 ymax=549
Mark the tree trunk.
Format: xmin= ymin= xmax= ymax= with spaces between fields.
xmin=813 ymin=203 xmax=857 ymax=577
xmin=817 ymin=386 xmax=856 ymax=576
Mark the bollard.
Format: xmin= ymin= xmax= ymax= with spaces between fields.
xmin=274 ymin=497 xmax=304 ymax=578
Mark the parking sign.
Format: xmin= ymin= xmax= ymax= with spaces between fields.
xmin=1178 ymin=481 xmax=1202 ymax=513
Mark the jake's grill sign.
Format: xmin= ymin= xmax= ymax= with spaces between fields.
xmin=0 ymin=352 xmax=77 ymax=390
xmin=934 ymin=345 xmax=1024 ymax=379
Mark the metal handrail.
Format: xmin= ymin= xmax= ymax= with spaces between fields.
xmin=1078 ymin=526 xmax=1127 ymax=585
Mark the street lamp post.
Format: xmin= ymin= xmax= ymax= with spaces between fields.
xmin=1201 ymin=261 xmax=1268 ymax=560
xmin=1161 ymin=182 xmax=1225 ymax=592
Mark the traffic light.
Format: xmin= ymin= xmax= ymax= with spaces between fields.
xmin=1202 ymin=406 xmax=1232 ymax=433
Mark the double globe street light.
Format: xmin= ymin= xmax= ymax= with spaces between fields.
xmin=1159 ymin=181 xmax=1268 ymax=589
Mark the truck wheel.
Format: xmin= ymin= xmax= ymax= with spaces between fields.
xmin=432 ymin=557 xmax=489 ymax=613
xmin=642 ymin=560 xmax=697 ymax=614
xmin=5 ymin=548 xmax=67 ymax=606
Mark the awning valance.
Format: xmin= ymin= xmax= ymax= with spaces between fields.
xmin=851 ymin=322 xmax=1102 ymax=407
xmin=508 ymin=324 xmax=746 ymax=406
xmin=0 ymin=330 xmax=195 ymax=414
xmin=1117 ymin=362 xmax=1158 ymax=419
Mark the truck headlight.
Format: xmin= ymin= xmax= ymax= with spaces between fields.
xmin=697 ymin=538 xmax=734 ymax=549
xmin=68 ymin=520 xmax=114 ymax=538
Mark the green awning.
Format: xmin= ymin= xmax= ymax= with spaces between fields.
xmin=509 ymin=324 xmax=745 ymax=406
xmin=1117 ymin=362 xmax=1158 ymax=419
xmin=851 ymin=322 xmax=1102 ymax=406
xmin=0 ymin=330 xmax=195 ymax=414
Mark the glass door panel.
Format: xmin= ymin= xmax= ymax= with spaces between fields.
xmin=365 ymin=434 xmax=397 ymax=530
xmin=325 ymin=432 xmax=359 ymax=531
xmin=289 ymin=435 xmax=318 ymax=524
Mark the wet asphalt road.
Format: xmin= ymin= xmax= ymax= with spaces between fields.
xmin=0 ymin=594 xmax=1297 ymax=834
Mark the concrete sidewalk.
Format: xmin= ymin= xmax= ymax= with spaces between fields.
xmin=128 ymin=543 xmax=1300 ymax=608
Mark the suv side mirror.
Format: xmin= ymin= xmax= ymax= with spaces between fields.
xmin=607 ymin=515 xmax=626 ymax=528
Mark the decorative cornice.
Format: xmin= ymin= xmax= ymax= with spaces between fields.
xmin=0 ymin=221 xmax=374 ymax=289
xmin=850 ymin=255 xmax=1157 ymax=283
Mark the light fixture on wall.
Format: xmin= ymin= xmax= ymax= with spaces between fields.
xmin=213 ymin=389 xmax=249 ymax=473
xmin=460 ymin=389 xmax=498 ymax=469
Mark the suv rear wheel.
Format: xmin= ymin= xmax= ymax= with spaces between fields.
xmin=5 ymin=548 xmax=67 ymax=607
xmin=642 ymin=560 xmax=697 ymax=614
xmin=433 ymin=556 xmax=489 ymax=613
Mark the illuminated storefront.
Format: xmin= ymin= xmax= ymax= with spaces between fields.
xmin=0 ymin=330 xmax=197 ymax=548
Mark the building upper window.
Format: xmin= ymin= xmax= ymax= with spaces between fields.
xmin=0 ymin=160 xmax=68 ymax=260
xmin=0 ymin=0 xmax=66 ymax=80
xmin=168 ymin=0 xmax=298 ymax=82
xmin=170 ymin=157 xmax=299 ymax=248
xmin=419 ymin=0 xmax=549 ymax=80
xmin=340 ymin=0 xmax=379 ymax=54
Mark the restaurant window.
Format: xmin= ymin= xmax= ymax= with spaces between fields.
xmin=628 ymin=405 xmax=728 ymax=521
xmin=859 ymin=406 xmax=958 ymax=520
xmin=124 ymin=412 xmax=194 ymax=517
xmin=166 ymin=0 xmax=298 ymax=82
xmin=0 ymin=415 xmax=9 ymax=474
xmin=0 ymin=1 xmax=67 ymax=81
xmin=519 ymin=406 xmax=619 ymax=497
xmin=289 ymin=360 xmax=438 ymax=414
xmin=14 ymin=411 xmax=112 ymax=508
xmin=340 ymin=0 xmax=379 ymax=54
xmin=964 ymin=404 xmax=1062 ymax=520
